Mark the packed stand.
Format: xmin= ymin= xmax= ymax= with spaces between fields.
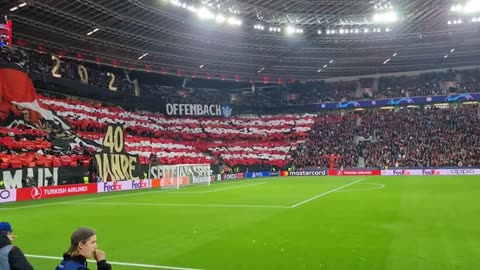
xmin=0 ymin=125 xmax=91 ymax=169
xmin=3 ymin=47 xmax=480 ymax=108
xmin=376 ymin=70 xmax=480 ymax=99
xmin=292 ymin=113 xmax=361 ymax=169
xmin=363 ymin=106 xmax=480 ymax=168
xmin=38 ymin=96 xmax=315 ymax=168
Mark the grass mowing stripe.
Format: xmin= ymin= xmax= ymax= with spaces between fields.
xmin=64 ymin=201 xmax=291 ymax=209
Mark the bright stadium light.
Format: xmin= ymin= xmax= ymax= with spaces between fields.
xmin=198 ymin=7 xmax=215 ymax=20
xmin=269 ymin=27 xmax=281 ymax=32
xmin=444 ymin=54 xmax=449 ymax=58
xmin=170 ymin=0 xmax=181 ymax=6
xmin=215 ymin=14 xmax=226 ymax=23
xmin=373 ymin=11 xmax=398 ymax=23
xmin=285 ymin=26 xmax=302 ymax=34
xmin=450 ymin=48 xmax=455 ymax=53
xmin=187 ymin=5 xmax=198 ymax=12
xmin=286 ymin=26 xmax=296 ymax=34
xmin=329 ymin=59 xmax=334 ymax=63
xmin=383 ymin=58 xmax=391 ymax=64
xmin=323 ymin=64 xmax=328 ymax=68
xmin=227 ymin=17 xmax=242 ymax=25
xmin=451 ymin=0 xmax=480 ymax=14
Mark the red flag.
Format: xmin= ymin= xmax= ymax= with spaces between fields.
xmin=6 ymin=20 xmax=12 ymax=48
xmin=0 ymin=65 xmax=41 ymax=123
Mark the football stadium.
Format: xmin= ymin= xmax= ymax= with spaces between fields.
xmin=1 ymin=0 xmax=480 ymax=269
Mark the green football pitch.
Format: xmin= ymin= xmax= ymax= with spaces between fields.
xmin=2 ymin=176 xmax=480 ymax=270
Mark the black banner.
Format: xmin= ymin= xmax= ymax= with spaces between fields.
xmin=94 ymin=124 xmax=140 ymax=181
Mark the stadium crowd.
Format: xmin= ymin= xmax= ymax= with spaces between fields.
xmin=1 ymin=46 xmax=480 ymax=172
xmin=292 ymin=113 xmax=362 ymax=168
xmin=293 ymin=106 xmax=480 ymax=169
xmin=2 ymin=46 xmax=480 ymax=107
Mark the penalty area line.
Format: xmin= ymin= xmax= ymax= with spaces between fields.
xmin=25 ymin=254 xmax=205 ymax=270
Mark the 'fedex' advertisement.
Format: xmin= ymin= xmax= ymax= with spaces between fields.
xmin=16 ymin=183 xmax=98 ymax=201
xmin=132 ymin=179 xmax=150 ymax=190
xmin=97 ymin=181 xmax=141 ymax=193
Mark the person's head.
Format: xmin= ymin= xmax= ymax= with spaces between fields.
xmin=0 ymin=222 xmax=15 ymax=242
xmin=67 ymin=227 xmax=98 ymax=258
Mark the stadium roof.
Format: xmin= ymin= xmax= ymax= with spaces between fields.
xmin=3 ymin=0 xmax=480 ymax=82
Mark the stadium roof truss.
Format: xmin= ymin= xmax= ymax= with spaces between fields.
xmin=3 ymin=0 xmax=480 ymax=81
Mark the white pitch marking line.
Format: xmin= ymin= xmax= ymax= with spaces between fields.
xmin=0 ymin=181 xmax=267 ymax=211
xmin=336 ymin=183 xmax=385 ymax=192
xmin=25 ymin=254 xmax=204 ymax=270
xmin=65 ymin=202 xmax=291 ymax=209
xmin=290 ymin=178 xmax=366 ymax=208
xmin=181 ymin=182 xmax=267 ymax=193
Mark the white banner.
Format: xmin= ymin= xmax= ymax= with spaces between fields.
xmin=439 ymin=168 xmax=480 ymax=175
xmin=0 ymin=189 xmax=16 ymax=204
xmin=382 ymin=168 xmax=480 ymax=176
xmin=192 ymin=176 xmax=210 ymax=184
xmin=97 ymin=179 xmax=150 ymax=193
xmin=150 ymin=164 xmax=212 ymax=179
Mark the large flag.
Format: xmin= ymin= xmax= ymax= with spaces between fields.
xmin=0 ymin=63 xmax=99 ymax=150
